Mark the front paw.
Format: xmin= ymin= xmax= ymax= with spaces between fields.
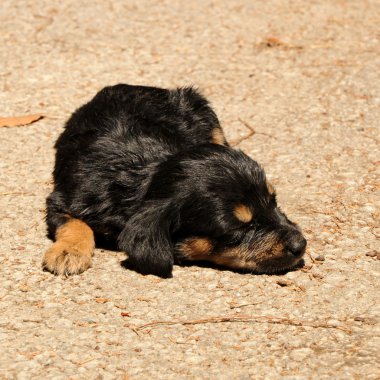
xmin=42 ymin=242 xmax=92 ymax=276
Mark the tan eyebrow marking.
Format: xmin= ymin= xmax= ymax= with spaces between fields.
xmin=233 ymin=204 xmax=253 ymax=223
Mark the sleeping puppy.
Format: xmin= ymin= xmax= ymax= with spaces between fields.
xmin=43 ymin=84 xmax=306 ymax=278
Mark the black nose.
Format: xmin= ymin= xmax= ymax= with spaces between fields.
xmin=286 ymin=234 xmax=307 ymax=257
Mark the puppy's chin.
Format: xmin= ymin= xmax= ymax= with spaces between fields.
xmin=208 ymin=256 xmax=305 ymax=275
xmin=254 ymin=257 xmax=305 ymax=275
xmin=176 ymin=236 xmax=306 ymax=274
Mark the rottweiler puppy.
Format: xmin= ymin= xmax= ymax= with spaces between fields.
xmin=43 ymin=84 xmax=306 ymax=277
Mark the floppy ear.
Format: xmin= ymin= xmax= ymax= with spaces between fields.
xmin=117 ymin=201 xmax=174 ymax=278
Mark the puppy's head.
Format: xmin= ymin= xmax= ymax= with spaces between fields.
xmin=119 ymin=145 xmax=306 ymax=277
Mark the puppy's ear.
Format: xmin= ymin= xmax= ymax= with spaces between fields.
xmin=118 ymin=202 xmax=174 ymax=278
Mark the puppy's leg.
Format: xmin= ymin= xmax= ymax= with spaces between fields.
xmin=43 ymin=218 xmax=95 ymax=275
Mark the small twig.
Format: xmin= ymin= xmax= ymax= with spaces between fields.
xmin=308 ymin=251 xmax=317 ymax=264
xmin=229 ymin=301 xmax=264 ymax=309
xmin=231 ymin=130 xmax=255 ymax=147
xmin=239 ymin=118 xmax=274 ymax=138
xmin=131 ymin=314 xmax=352 ymax=334
xmin=361 ymin=133 xmax=379 ymax=144
xmin=304 ymin=208 xmax=334 ymax=217
xmin=78 ymin=357 xmax=95 ymax=366
xmin=336 ymin=200 xmax=348 ymax=213
xmin=369 ymin=228 xmax=380 ymax=239
xmin=231 ymin=118 xmax=274 ymax=146
xmin=331 ymin=219 xmax=342 ymax=230
xmin=238 ymin=118 xmax=255 ymax=132
xmin=333 ymin=215 xmax=346 ymax=224
xmin=128 ymin=326 xmax=141 ymax=337
xmin=168 ymin=336 xmax=192 ymax=345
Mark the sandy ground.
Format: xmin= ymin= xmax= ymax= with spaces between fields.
xmin=1 ymin=0 xmax=379 ymax=379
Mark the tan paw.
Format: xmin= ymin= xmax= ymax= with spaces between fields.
xmin=42 ymin=242 xmax=92 ymax=276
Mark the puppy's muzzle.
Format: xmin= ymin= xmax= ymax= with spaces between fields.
xmin=284 ymin=230 xmax=307 ymax=258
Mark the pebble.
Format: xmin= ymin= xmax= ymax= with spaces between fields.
xmin=365 ymin=250 xmax=379 ymax=259
xmin=314 ymin=254 xmax=325 ymax=261
xmin=276 ymin=278 xmax=294 ymax=287
xmin=309 ymin=252 xmax=325 ymax=261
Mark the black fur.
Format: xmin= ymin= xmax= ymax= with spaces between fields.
xmin=46 ymin=84 xmax=306 ymax=277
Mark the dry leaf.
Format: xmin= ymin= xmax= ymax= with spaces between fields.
xmin=75 ymin=321 xmax=98 ymax=327
xmin=258 ymin=37 xmax=303 ymax=50
xmin=19 ymin=351 xmax=41 ymax=360
xmin=0 ymin=114 xmax=44 ymax=127
xmin=95 ymin=297 xmax=109 ymax=303
xmin=264 ymin=36 xmax=284 ymax=47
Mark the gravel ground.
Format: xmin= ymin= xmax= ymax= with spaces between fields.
xmin=1 ymin=1 xmax=379 ymax=379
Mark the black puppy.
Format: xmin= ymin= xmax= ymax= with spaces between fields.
xmin=43 ymin=84 xmax=306 ymax=277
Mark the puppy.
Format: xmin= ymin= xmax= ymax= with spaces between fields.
xmin=43 ymin=84 xmax=306 ymax=277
